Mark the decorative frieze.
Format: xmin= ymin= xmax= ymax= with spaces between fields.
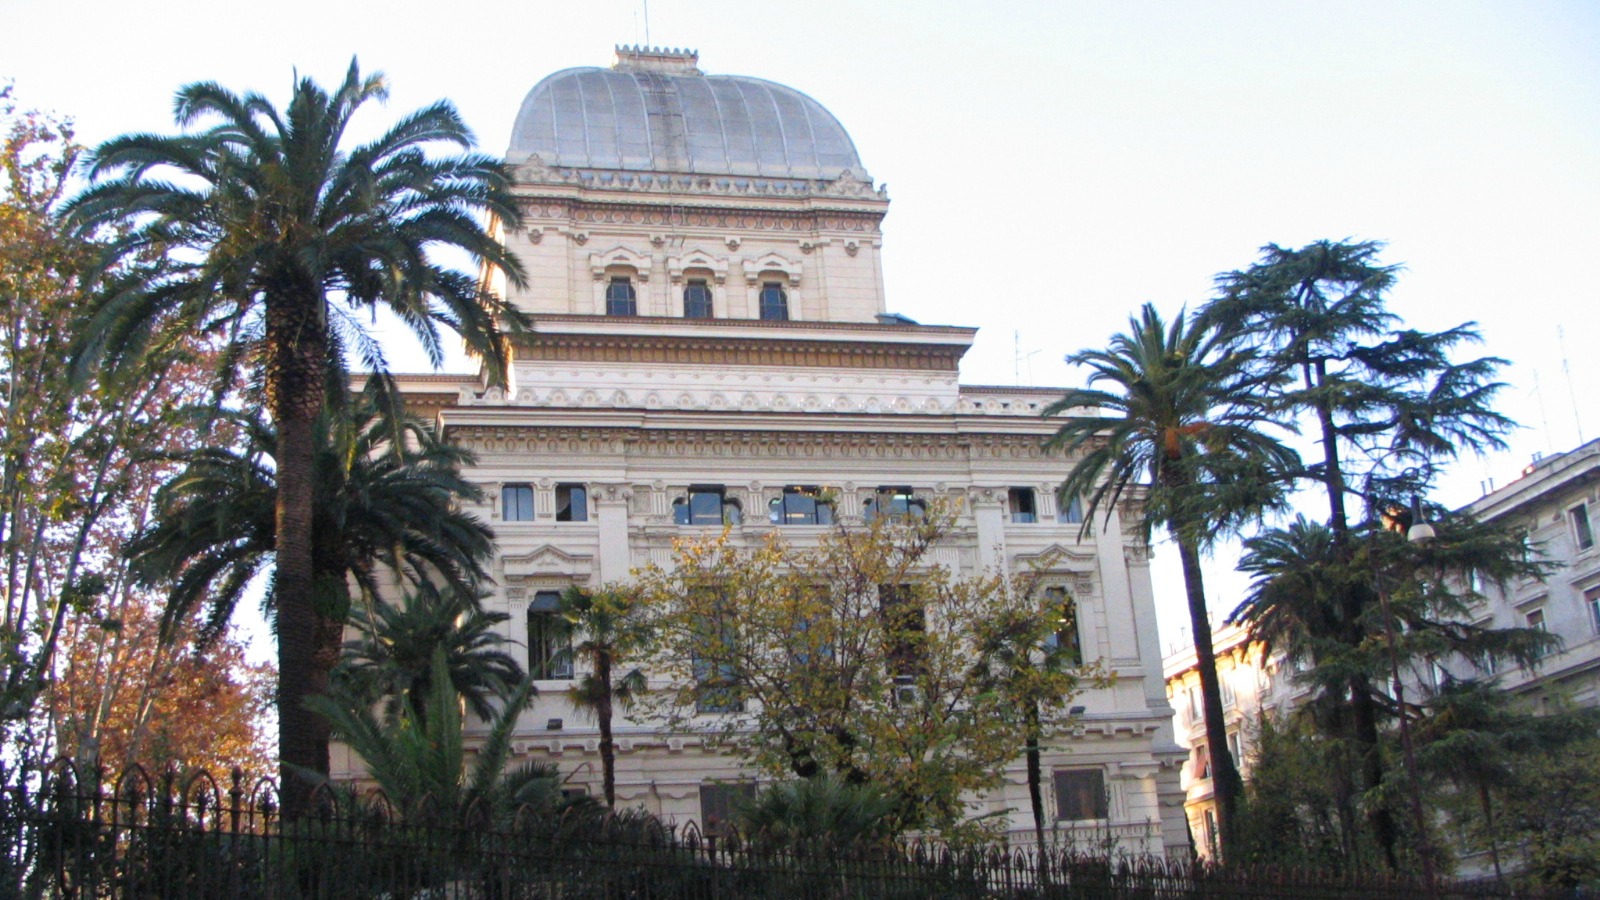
xmin=510 ymin=332 xmax=964 ymax=372
xmin=516 ymin=197 xmax=884 ymax=235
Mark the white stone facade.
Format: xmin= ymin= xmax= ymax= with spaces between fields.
xmin=1460 ymin=438 xmax=1600 ymax=709
xmin=345 ymin=47 xmax=1190 ymax=852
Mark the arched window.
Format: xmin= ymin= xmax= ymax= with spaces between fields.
xmin=606 ymin=276 xmax=637 ymax=316
xmin=758 ymin=281 xmax=788 ymax=321
xmin=683 ymin=279 xmax=714 ymax=318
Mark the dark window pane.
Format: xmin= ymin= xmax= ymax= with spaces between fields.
xmin=1043 ymin=586 xmax=1083 ymax=666
xmin=684 ymin=279 xmax=714 ymax=318
xmin=1009 ymin=487 xmax=1037 ymax=524
xmin=606 ymin=277 xmax=637 ymax=316
xmin=503 ymin=485 xmax=535 ymax=521
xmin=868 ymin=487 xmax=922 ymax=522
xmin=771 ymin=486 xmax=830 ymax=525
xmin=556 ymin=483 xmax=588 ymax=522
xmin=878 ymin=584 xmax=924 ymax=681
xmin=699 ymin=783 xmax=756 ymax=835
xmin=1058 ymin=495 xmax=1084 ymax=525
xmin=759 ymin=282 xmax=788 ymax=321
xmin=528 ymin=595 xmax=572 ymax=680
xmin=1053 ymin=769 xmax=1107 ymax=820
xmin=689 ymin=488 xmax=725 ymax=525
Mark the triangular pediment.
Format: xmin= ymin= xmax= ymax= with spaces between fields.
xmin=502 ymin=543 xmax=595 ymax=579
xmin=1013 ymin=542 xmax=1097 ymax=569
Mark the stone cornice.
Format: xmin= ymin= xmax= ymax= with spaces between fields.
xmin=512 ymin=158 xmax=890 ymax=203
xmin=511 ymin=326 xmax=967 ymax=372
xmin=445 ymin=425 xmax=1059 ymax=462
xmin=515 ymin=197 xmax=884 ymax=235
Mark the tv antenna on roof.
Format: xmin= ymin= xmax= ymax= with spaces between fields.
xmin=1559 ymin=325 xmax=1586 ymax=443
xmin=1014 ymin=331 xmax=1040 ymax=386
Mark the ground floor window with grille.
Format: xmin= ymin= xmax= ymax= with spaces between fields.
xmin=1053 ymin=768 xmax=1108 ymax=821
xmin=699 ymin=782 xmax=757 ymax=835
xmin=528 ymin=591 xmax=573 ymax=680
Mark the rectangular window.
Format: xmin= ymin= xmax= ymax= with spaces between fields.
xmin=555 ymin=483 xmax=588 ymax=522
xmin=1526 ymin=606 xmax=1548 ymax=657
xmin=1226 ymin=729 xmax=1244 ymax=771
xmin=758 ymin=281 xmax=789 ymax=321
xmin=1042 ymin=586 xmax=1083 ymax=665
xmin=865 ymin=487 xmax=924 ymax=522
xmin=1587 ymin=587 xmax=1600 ymax=635
xmin=1194 ymin=742 xmax=1212 ymax=780
xmin=692 ymin=588 xmax=743 ymax=714
xmin=1220 ymin=672 xmax=1236 ymax=708
xmin=683 ymin=278 xmax=714 ymax=318
xmin=769 ymin=485 xmax=833 ymax=525
xmin=878 ymin=584 xmax=925 ymax=683
xmin=1203 ymin=808 xmax=1219 ymax=858
xmin=676 ymin=486 xmax=741 ymax=526
xmin=1008 ymin=487 xmax=1037 ymax=523
xmin=699 ymin=782 xmax=757 ymax=835
xmin=528 ymin=591 xmax=573 ymax=680
xmin=1572 ymin=503 xmax=1595 ymax=550
xmin=502 ymin=484 xmax=535 ymax=522
xmin=1188 ymin=685 xmax=1202 ymax=723
xmin=606 ymin=276 xmax=637 ymax=316
xmin=1052 ymin=769 xmax=1108 ymax=821
xmin=1057 ymin=494 xmax=1084 ymax=525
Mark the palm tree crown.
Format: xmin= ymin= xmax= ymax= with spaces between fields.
xmin=1043 ymin=302 xmax=1295 ymax=859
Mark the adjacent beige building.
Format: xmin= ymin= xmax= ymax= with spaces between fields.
xmin=341 ymin=47 xmax=1190 ymax=851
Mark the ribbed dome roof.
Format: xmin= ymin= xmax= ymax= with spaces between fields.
xmin=508 ymin=51 xmax=864 ymax=180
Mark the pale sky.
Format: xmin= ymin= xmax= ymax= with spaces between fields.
xmin=6 ymin=0 xmax=1598 ymax=656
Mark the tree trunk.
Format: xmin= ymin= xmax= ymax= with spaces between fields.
xmin=1479 ymin=782 xmax=1503 ymax=882
xmin=1350 ymin=677 xmax=1400 ymax=869
xmin=265 ymin=291 xmax=329 ymax=817
xmin=1177 ymin=536 xmax=1243 ymax=860
xmin=1310 ymin=359 xmax=1351 ymax=542
xmin=1026 ymin=701 xmax=1046 ymax=852
xmin=597 ymin=652 xmax=616 ymax=808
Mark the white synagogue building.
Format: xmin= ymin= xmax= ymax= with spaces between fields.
xmin=347 ymin=47 xmax=1190 ymax=852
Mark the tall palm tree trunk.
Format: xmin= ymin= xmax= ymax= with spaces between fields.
xmin=1177 ymin=536 xmax=1242 ymax=859
xmin=596 ymin=652 xmax=616 ymax=808
xmin=266 ymin=294 xmax=330 ymax=815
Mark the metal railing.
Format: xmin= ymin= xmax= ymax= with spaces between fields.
xmin=0 ymin=764 xmax=1551 ymax=899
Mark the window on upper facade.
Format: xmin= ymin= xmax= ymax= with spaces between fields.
xmin=502 ymin=484 xmax=535 ymax=521
xmin=606 ymin=276 xmax=637 ymax=316
xmin=1525 ymin=606 xmax=1548 ymax=658
xmin=555 ymin=483 xmax=588 ymax=522
xmin=1194 ymin=742 xmax=1213 ymax=781
xmin=1226 ymin=729 xmax=1244 ymax=772
xmin=683 ymin=278 xmax=714 ymax=318
xmin=863 ymin=487 xmax=925 ymax=522
xmin=674 ymin=486 xmax=741 ymax=526
xmin=1058 ymin=495 xmax=1084 ymax=525
xmin=1009 ymin=487 xmax=1037 ymax=524
xmin=758 ymin=281 xmax=789 ymax=321
xmin=1571 ymin=503 xmax=1595 ymax=551
xmin=1588 ymin=586 xmax=1600 ymax=635
xmin=1187 ymin=685 xmax=1202 ymax=723
xmin=768 ymin=485 xmax=834 ymax=525
xmin=1220 ymin=671 xmax=1236 ymax=708
xmin=1202 ymin=808 xmax=1220 ymax=858
xmin=699 ymin=782 xmax=757 ymax=836
xmin=1042 ymin=586 xmax=1083 ymax=666
xmin=528 ymin=591 xmax=573 ymax=680
xmin=1052 ymin=768 xmax=1108 ymax=821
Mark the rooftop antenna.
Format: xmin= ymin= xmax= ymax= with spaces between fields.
xmin=643 ymin=0 xmax=651 ymax=46
xmin=1558 ymin=325 xmax=1586 ymax=443
xmin=1532 ymin=370 xmax=1556 ymax=455
xmin=1013 ymin=331 xmax=1040 ymax=386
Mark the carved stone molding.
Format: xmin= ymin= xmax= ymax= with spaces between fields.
xmin=589 ymin=245 xmax=653 ymax=281
xmin=449 ymin=425 xmax=1053 ymax=464
xmin=742 ymin=252 xmax=802 ymax=286
xmin=665 ymin=248 xmax=730 ymax=284
xmin=510 ymin=332 xmax=963 ymax=373
xmin=511 ymin=161 xmax=890 ymax=202
xmin=502 ymin=544 xmax=595 ymax=579
xmin=516 ymin=198 xmax=884 ymax=235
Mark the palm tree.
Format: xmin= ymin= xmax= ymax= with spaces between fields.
xmin=1043 ymin=303 xmax=1294 ymax=858
xmin=309 ymin=650 xmax=572 ymax=825
xmin=124 ymin=389 xmax=496 ymax=798
xmin=558 ymin=585 xmax=649 ymax=808
xmin=65 ymin=60 xmax=527 ymax=805
xmin=338 ymin=582 xmax=524 ymax=725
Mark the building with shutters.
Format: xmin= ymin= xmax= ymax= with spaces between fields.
xmin=338 ymin=46 xmax=1190 ymax=852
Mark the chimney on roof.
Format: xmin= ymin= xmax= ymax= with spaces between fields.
xmin=614 ymin=45 xmax=702 ymax=75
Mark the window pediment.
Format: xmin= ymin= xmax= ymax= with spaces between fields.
xmin=742 ymin=252 xmax=801 ymax=286
xmin=503 ymin=544 xmax=595 ymax=579
xmin=667 ymin=248 xmax=730 ymax=284
xmin=589 ymin=246 xmax=653 ymax=281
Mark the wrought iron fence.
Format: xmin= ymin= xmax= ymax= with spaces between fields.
xmin=0 ymin=764 xmax=1555 ymax=899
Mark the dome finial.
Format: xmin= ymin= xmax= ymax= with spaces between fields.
xmin=614 ymin=45 xmax=701 ymax=75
